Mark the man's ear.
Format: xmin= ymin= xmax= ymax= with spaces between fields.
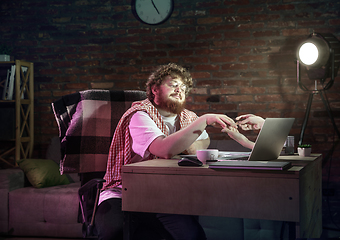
xmin=151 ymin=85 xmax=158 ymax=95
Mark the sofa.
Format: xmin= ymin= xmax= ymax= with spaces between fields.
xmin=0 ymin=136 xmax=83 ymax=238
xmin=0 ymin=168 xmax=82 ymax=237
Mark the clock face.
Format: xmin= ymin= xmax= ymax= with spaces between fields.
xmin=132 ymin=0 xmax=174 ymax=25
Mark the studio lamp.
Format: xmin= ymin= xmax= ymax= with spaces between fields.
xmin=296 ymin=32 xmax=340 ymax=145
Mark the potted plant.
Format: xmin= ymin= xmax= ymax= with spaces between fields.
xmin=0 ymin=44 xmax=13 ymax=61
xmin=297 ymin=144 xmax=312 ymax=157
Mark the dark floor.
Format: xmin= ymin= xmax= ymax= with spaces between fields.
xmin=1 ymin=196 xmax=340 ymax=240
xmin=1 ymin=184 xmax=340 ymax=240
xmin=320 ymin=181 xmax=340 ymax=239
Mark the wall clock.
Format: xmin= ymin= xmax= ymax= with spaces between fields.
xmin=131 ymin=0 xmax=174 ymax=25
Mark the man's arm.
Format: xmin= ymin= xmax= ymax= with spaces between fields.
xmin=148 ymin=114 xmax=235 ymax=159
xmin=181 ymin=138 xmax=210 ymax=155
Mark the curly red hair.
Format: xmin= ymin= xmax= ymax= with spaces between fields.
xmin=146 ymin=63 xmax=193 ymax=102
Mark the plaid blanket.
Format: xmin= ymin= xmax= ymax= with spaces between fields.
xmin=52 ymin=89 xmax=147 ymax=174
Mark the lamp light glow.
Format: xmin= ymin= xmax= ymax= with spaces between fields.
xmin=296 ymin=32 xmax=340 ymax=80
xmin=298 ymin=42 xmax=318 ymax=65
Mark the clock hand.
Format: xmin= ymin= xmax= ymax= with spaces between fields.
xmin=151 ymin=0 xmax=160 ymax=14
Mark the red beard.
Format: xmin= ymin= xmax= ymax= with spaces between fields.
xmin=156 ymin=89 xmax=186 ymax=115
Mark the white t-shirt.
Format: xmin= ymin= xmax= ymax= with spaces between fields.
xmin=99 ymin=111 xmax=209 ymax=204
xmin=129 ymin=111 xmax=208 ymax=159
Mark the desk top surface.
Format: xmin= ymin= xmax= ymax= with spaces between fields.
xmin=122 ymin=154 xmax=322 ymax=178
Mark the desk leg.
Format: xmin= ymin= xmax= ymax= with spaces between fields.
xmin=123 ymin=211 xmax=132 ymax=240
xmin=288 ymin=222 xmax=298 ymax=240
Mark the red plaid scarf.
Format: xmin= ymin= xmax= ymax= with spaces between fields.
xmin=103 ymin=98 xmax=198 ymax=190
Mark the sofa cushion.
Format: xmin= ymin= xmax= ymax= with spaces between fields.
xmin=0 ymin=168 xmax=25 ymax=191
xmin=8 ymin=182 xmax=82 ymax=237
xmin=17 ymin=158 xmax=69 ymax=188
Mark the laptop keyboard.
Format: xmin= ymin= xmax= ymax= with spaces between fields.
xmin=218 ymin=155 xmax=249 ymax=161
xmin=232 ymin=156 xmax=249 ymax=161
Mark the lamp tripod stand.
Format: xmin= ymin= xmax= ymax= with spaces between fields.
xmin=297 ymin=59 xmax=340 ymax=146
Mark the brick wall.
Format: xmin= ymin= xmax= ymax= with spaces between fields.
xmin=1 ymin=0 xmax=340 ymax=181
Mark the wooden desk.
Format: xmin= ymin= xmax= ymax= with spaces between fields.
xmin=122 ymin=154 xmax=322 ymax=239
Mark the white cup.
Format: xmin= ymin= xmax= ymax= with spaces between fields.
xmin=196 ymin=149 xmax=219 ymax=164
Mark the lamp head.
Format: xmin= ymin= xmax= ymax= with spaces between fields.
xmin=296 ymin=32 xmax=340 ymax=80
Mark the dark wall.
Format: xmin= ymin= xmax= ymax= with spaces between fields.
xmin=1 ymin=0 xmax=340 ymax=182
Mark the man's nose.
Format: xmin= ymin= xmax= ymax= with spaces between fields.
xmin=175 ymin=86 xmax=185 ymax=92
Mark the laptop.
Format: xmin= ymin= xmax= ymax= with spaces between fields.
xmin=208 ymin=160 xmax=292 ymax=170
xmin=209 ymin=118 xmax=295 ymax=170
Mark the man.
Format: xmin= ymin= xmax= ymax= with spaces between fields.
xmin=95 ymin=63 xmax=260 ymax=240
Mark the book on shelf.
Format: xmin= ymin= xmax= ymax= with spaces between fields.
xmin=2 ymin=65 xmax=15 ymax=100
xmin=1 ymin=65 xmax=27 ymax=100
xmin=1 ymin=68 xmax=10 ymax=100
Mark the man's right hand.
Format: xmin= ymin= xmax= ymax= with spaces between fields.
xmin=205 ymin=114 xmax=237 ymax=130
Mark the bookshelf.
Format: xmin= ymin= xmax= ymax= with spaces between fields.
xmin=0 ymin=60 xmax=34 ymax=167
